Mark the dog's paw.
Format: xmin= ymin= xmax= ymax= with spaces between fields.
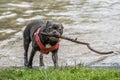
xmin=54 ymin=65 xmax=59 ymax=69
xmin=40 ymin=63 xmax=44 ymax=67
xmin=24 ymin=63 xmax=28 ymax=67
xmin=27 ymin=65 xmax=33 ymax=68
xmin=24 ymin=60 xmax=28 ymax=67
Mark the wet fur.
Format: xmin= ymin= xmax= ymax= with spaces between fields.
xmin=23 ymin=20 xmax=63 ymax=68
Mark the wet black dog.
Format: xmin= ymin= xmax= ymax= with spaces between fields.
xmin=23 ymin=20 xmax=63 ymax=68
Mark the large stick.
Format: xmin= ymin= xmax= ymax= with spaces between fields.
xmin=41 ymin=32 xmax=113 ymax=54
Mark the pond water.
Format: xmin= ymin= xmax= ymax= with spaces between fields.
xmin=0 ymin=0 xmax=120 ymax=67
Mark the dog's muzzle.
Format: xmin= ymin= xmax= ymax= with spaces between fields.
xmin=48 ymin=30 xmax=60 ymax=42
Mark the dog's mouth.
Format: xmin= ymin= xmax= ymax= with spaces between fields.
xmin=49 ymin=36 xmax=59 ymax=42
xmin=46 ymin=31 xmax=61 ymax=42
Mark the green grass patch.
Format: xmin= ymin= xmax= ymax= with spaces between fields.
xmin=0 ymin=67 xmax=120 ymax=80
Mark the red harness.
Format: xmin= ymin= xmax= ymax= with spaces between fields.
xmin=35 ymin=28 xmax=59 ymax=54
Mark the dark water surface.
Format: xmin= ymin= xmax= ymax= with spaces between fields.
xmin=0 ymin=0 xmax=119 ymax=40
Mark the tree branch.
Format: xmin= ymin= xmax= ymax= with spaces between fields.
xmin=41 ymin=32 xmax=113 ymax=54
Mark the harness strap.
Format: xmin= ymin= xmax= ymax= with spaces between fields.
xmin=35 ymin=28 xmax=59 ymax=54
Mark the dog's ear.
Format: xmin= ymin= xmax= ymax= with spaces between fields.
xmin=59 ymin=23 xmax=64 ymax=35
xmin=60 ymin=23 xmax=64 ymax=29
xmin=46 ymin=21 xmax=52 ymax=26
xmin=42 ymin=21 xmax=52 ymax=32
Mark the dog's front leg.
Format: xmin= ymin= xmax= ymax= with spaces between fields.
xmin=27 ymin=48 xmax=36 ymax=68
xmin=52 ymin=50 xmax=58 ymax=68
xmin=39 ymin=53 xmax=44 ymax=66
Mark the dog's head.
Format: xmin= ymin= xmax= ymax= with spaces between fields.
xmin=43 ymin=21 xmax=64 ymax=43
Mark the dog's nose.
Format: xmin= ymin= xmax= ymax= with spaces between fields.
xmin=53 ymin=30 xmax=57 ymax=34
xmin=52 ymin=30 xmax=60 ymax=36
xmin=53 ymin=31 xmax=57 ymax=34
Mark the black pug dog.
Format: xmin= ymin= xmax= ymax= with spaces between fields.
xmin=23 ymin=20 xmax=64 ymax=68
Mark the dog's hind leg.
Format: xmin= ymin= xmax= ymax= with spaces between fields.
xmin=39 ymin=53 xmax=44 ymax=66
xmin=23 ymin=37 xmax=31 ymax=66
xmin=27 ymin=48 xmax=36 ymax=68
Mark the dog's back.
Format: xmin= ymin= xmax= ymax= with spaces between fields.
xmin=23 ymin=20 xmax=45 ymax=41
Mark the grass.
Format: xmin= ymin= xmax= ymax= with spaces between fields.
xmin=0 ymin=67 xmax=120 ymax=80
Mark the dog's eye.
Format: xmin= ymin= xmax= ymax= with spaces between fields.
xmin=48 ymin=27 xmax=52 ymax=31
xmin=58 ymin=29 xmax=62 ymax=31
